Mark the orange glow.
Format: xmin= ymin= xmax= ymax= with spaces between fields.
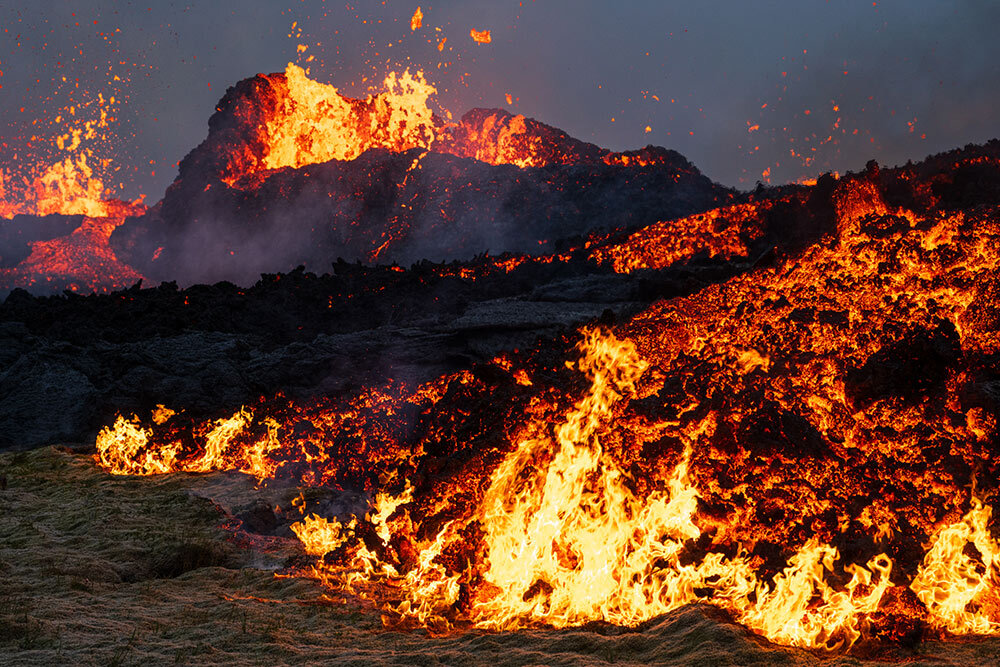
xmin=911 ymin=500 xmax=1000 ymax=634
xmin=470 ymin=29 xmax=492 ymax=44
xmin=89 ymin=135 xmax=1000 ymax=650
xmin=590 ymin=202 xmax=766 ymax=272
xmin=151 ymin=405 xmax=176 ymax=425
xmin=0 ymin=200 xmax=146 ymax=293
xmin=1 ymin=92 xmax=123 ymax=219
xmin=252 ymin=63 xmax=438 ymax=180
xmin=410 ymin=6 xmax=423 ymax=31
xmin=291 ymin=514 xmax=351 ymax=556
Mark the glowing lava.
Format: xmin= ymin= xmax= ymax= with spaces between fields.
xmin=87 ymin=98 xmax=1000 ymax=652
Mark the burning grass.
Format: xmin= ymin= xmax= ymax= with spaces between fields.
xmin=5 ymin=447 xmax=1000 ymax=665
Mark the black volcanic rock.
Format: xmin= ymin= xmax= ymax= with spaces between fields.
xmin=844 ymin=320 xmax=962 ymax=410
xmin=114 ymin=148 xmax=727 ymax=285
xmin=111 ymin=69 xmax=731 ymax=286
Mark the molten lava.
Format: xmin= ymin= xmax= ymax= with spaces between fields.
xmin=470 ymin=29 xmax=492 ymax=44
xmin=92 ymin=151 xmax=1000 ymax=650
xmin=1 ymin=91 xmax=147 ymax=293
xmin=255 ymin=64 xmax=438 ymax=178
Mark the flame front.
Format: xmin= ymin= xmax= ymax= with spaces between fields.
xmin=90 ymin=156 xmax=1000 ymax=649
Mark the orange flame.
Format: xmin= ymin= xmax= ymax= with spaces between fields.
xmin=911 ymin=500 xmax=1000 ymax=634
xmin=90 ymin=161 xmax=1000 ymax=649
xmin=258 ymin=63 xmax=439 ymax=177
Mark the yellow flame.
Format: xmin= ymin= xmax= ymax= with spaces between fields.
xmin=470 ymin=28 xmax=492 ymax=44
xmin=292 ymin=514 xmax=351 ymax=556
xmin=258 ymin=63 xmax=438 ymax=176
xmin=185 ymin=408 xmax=252 ymax=473
xmin=465 ymin=329 xmax=891 ymax=649
xmin=151 ymin=405 xmax=176 ymax=425
xmin=279 ymin=329 xmax=893 ymax=649
xmin=911 ymin=499 xmax=1000 ymax=634
xmin=95 ymin=415 xmax=180 ymax=476
xmin=1 ymin=95 xmax=119 ymax=219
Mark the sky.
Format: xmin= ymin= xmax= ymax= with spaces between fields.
xmin=1 ymin=1 xmax=999 ymax=203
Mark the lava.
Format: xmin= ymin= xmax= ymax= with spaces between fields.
xmin=252 ymin=64 xmax=439 ymax=180
xmin=91 ymin=150 xmax=1000 ymax=650
xmin=470 ymin=29 xmax=492 ymax=44
xmin=1 ymin=85 xmax=146 ymax=293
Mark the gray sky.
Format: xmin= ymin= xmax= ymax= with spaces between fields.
xmin=2 ymin=1 xmax=998 ymax=202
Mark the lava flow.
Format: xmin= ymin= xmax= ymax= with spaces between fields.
xmin=92 ymin=145 xmax=1000 ymax=651
xmin=1 ymin=94 xmax=147 ymax=293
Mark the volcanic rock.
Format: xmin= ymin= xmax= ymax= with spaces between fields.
xmin=110 ymin=67 xmax=731 ymax=286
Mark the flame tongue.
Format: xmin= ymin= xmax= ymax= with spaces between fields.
xmin=911 ymin=500 xmax=1000 ymax=635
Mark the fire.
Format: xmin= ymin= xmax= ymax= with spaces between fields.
xmin=0 ymin=149 xmax=120 ymax=220
xmin=590 ymin=202 xmax=767 ymax=272
xmin=911 ymin=500 xmax=1000 ymax=634
xmin=1 ymin=92 xmax=124 ymax=220
xmin=7 ymin=154 xmax=109 ymax=218
xmin=91 ymin=328 xmax=971 ymax=650
xmin=292 ymin=514 xmax=352 ymax=556
xmin=410 ymin=6 xmax=423 ymax=31
xmin=95 ymin=406 xmax=280 ymax=479
xmin=90 ymin=154 xmax=1000 ymax=650
xmin=0 ymin=82 xmax=148 ymax=294
xmin=95 ymin=415 xmax=181 ymax=476
xmin=470 ymin=29 xmax=492 ymax=44
xmin=151 ymin=405 xmax=176 ymax=425
xmin=457 ymin=112 xmax=548 ymax=168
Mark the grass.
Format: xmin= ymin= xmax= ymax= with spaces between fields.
xmin=1 ymin=446 xmax=998 ymax=666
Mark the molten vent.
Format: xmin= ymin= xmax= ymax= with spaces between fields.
xmin=201 ymin=63 xmax=696 ymax=189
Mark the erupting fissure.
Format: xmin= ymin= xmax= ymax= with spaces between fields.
xmin=213 ymin=62 xmax=690 ymax=188
xmin=1 ymin=92 xmax=148 ymax=293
